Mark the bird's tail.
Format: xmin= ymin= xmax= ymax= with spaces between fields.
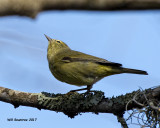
xmin=122 ymin=68 xmax=148 ymax=75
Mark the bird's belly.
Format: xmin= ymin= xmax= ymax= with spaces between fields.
xmin=49 ymin=62 xmax=105 ymax=86
xmin=52 ymin=69 xmax=97 ymax=86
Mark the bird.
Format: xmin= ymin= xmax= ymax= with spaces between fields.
xmin=45 ymin=34 xmax=148 ymax=92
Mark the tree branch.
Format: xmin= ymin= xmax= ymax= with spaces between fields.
xmin=117 ymin=115 xmax=128 ymax=128
xmin=1 ymin=0 xmax=160 ymax=18
xmin=0 ymin=85 xmax=160 ymax=119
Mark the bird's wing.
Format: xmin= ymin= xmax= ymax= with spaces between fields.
xmin=61 ymin=51 xmax=122 ymax=67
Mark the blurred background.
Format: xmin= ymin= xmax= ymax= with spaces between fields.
xmin=0 ymin=10 xmax=160 ymax=128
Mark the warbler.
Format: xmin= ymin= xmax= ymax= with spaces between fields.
xmin=45 ymin=35 xmax=148 ymax=92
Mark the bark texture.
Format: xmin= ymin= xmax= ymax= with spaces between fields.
xmin=0 ymin=86 xmax=160 ymax=118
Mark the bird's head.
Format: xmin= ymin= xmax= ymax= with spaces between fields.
xmin=45 ymin=34 xmax=70 ymax=61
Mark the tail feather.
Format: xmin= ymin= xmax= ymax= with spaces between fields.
xmin=122 ymin=68 xmax=148 ymax=75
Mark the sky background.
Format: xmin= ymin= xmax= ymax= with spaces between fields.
xmin=0 ymin=10 xmax=160 ymax=128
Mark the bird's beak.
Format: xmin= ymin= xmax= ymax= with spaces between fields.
xmin=44 ymin=34 xmax=52 ymax=41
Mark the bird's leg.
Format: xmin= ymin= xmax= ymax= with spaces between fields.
xmin=69 ymin=85 xmax=93 ymax=93
xmin=69 ymin=84 xmax=93 ymax=92
xmin=86 ymin=77 xmax=99 ymax=93
xmin=86 ymin=85 xmax=93 ymax=92
xmin=70 ymin=87 xmax=88 ymax=92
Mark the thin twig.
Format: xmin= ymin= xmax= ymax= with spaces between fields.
xmin=132 ymin=90 xmax=144 ymax=107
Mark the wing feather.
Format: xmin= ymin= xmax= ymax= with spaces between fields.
xmin=62 ymin=56 xmax=122 ymax=67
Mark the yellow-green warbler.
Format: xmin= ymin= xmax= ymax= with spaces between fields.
xmin=45 ymin=35 xmax=148 ymax=92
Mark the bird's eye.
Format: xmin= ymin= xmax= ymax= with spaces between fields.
xmin=57 ymin=41 xmax=61 ymax=43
